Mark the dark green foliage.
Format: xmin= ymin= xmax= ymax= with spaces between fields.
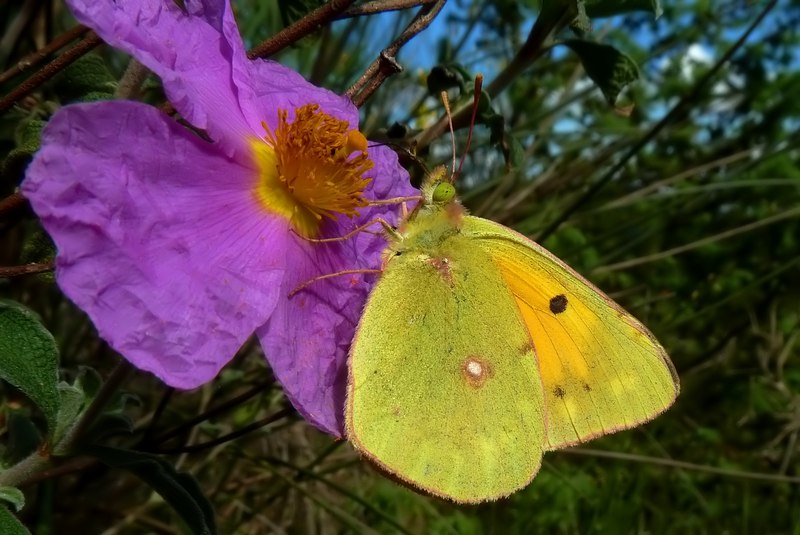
xmin=0 ymin=504 xmax=31 ymax=535
xmin=0 ymin=301 xmax=60 ymax=433
xmin=563 ymin=39 xmax=640 ymax=105
xmin=85 ymin=446 xmax=216 ymax=535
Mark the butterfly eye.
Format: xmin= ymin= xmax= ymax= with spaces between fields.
xmin=432 ymin=182 xmax=456 ymax=204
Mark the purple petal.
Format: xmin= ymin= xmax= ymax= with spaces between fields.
xmin=23 ymin=101 xmax=286 ymax=388
xmin=66 ymin=0 xmax=253 ymax=154
xmin=241 ymin=59 xmax=361 ymax=132
xmin=257 ymin=145 xmax=416 ymax=436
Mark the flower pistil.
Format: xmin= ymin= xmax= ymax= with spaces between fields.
xmin=253 ymin=104 xmax=374 ymax=238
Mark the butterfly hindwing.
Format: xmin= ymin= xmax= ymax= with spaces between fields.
xmin=464 ymin=216 xmax=679 ymax=449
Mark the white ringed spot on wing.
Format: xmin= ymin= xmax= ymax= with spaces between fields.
xmin=461 ymin=356 xmax=493 ymax=388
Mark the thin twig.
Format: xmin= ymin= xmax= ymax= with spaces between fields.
xmin=0 ymin=25 xmax=91 ymax=85
xmin=592 ymin=205 xmax=800 ymax=273
xmin=346 ymin=0 xmax=447 ymax=107
xmin=24 ymin=457 xmax=97 ymax=485
xmin=150 ymin=408 xmax=292 ymax=454
xmin=0 ymin=32 xmax=102 ymax=116
xmin=247 ymin=0 xmax=359 ymax=59
xmin=598 ymin=146 xmax=762 ymax=210
xmin=336 ymin=0 xmax=435 ymax=18
xmin=562 ymin=447 xmax=800 ymax=485
xmin=143 ymin=379 xmax=274 ymax=447
xmin=0 ymin=262 xmax=53 ymax=278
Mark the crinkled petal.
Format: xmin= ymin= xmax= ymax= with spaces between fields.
xmin=257 ymin=144 xmax=416 ymax=436
xmin=66 ymin=0 xmax=369 ymax=155
xmin=22 ymin=101 xmax=286 ymax=388
xmin=66 ymin=0 xmax=252 ymax=154
xmin=238 ymin=58 xmax=361 ymax=132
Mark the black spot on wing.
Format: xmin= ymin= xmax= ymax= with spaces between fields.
xmin=553 ymin=386 xmax=566 ymax=398
xmin=549 ymin=294 xmax=568 ymax=314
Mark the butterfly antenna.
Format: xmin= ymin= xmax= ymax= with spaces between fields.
xmin=456 ymin=74 xmax=483 ymax=178
xmin=440 ymin=90 xmax=458 ymax=181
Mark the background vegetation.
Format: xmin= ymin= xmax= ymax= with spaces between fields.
xmin=1 ymin=0 xmax=799 ymax=532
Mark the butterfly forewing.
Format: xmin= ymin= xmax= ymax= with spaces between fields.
xmin=464 ymin=216 xmax=679 ymax=449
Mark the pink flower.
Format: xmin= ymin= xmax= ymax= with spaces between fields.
xmin=22 ymin=0 xmax=414 ymax=436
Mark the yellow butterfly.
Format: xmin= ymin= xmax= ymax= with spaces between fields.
xmin=346 ymin=167 xmax=679 ymax=503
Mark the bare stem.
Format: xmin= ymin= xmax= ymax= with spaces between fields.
xmin=346 ymin=0 xmax=447 ymax=107
xmin=336 ymin=0 xmax=436 ymax=19
xmin=0 ymin=32 xmax=102 ymax=116
xmin=0 ymin=449 xmax=51 ymax=488
xmin=0 ymin=262 xmax=54 ymax=279
xmin=248 ymin=0 xmax=359 ymax=59
xmin=0 ymin=25 xmax=91 ymax=85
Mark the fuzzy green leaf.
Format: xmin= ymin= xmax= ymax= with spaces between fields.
xmin=50 ymin=54 xmax=116 ymax=103
xmin=0 ymin=488 xmax=24 ymax=513
xmin=0 ymin=301 xmax=60 ymax=434
xmin=51 ymin=381 xmax=87 ymax=454
xmin=0 ymin=505 xmax=30 ymax=535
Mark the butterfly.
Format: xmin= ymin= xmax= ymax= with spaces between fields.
xmin=345 ymin=166 xmax=679 ymax=503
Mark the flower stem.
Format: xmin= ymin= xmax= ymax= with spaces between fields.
xmin=0 ymin=450 xmax=51 ymax=488
xmin=0 ymin=360 xmax=133 ymax=487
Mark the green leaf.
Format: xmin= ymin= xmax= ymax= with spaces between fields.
xmin=426 ymin=65 xmax=465 ymax=96
xmin=0 ymin=301 xmax=60 ymax=434
xmin=50 ymin=381 xmax=87 ymax=454
xmin=50 ymin=53 xmax=116 ymax=103
xmin=0 ymin=487 xmax=24 ymax=512
xmin=85 ymin=446 xmax=216 ymax=535
xmin=584 ymin=0 xmax=663 ymax=18
xmin=562 ymin=39 xmax=640 ymax=105
xmin=0 ymin=504 xmax=30 ymax=535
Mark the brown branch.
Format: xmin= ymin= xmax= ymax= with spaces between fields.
xmin=346 ymin=0 xmax=447 ymax=107
xmin=247 ymin=0 xmax=359 ymax=60
xmin=0 ymin=32 xmax=102 ymax=116
xmin=24 ymin=457 xmax=97 ymax=485
xmin=0 ymin=262 xmax=54 ymax=278
xmin=347 ymin=51 xmax=403 ymax=108
xmin=335 ymin=0 xmax=436 ymax=18
xmin=0 ymin=25 xmax=91 ymax=86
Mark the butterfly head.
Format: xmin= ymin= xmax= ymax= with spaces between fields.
xmin=420 ymin=166 xmax=458 ymax=210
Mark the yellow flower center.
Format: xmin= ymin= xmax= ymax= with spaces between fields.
xmin=252 ymin=104 xmax=374 ymax=238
